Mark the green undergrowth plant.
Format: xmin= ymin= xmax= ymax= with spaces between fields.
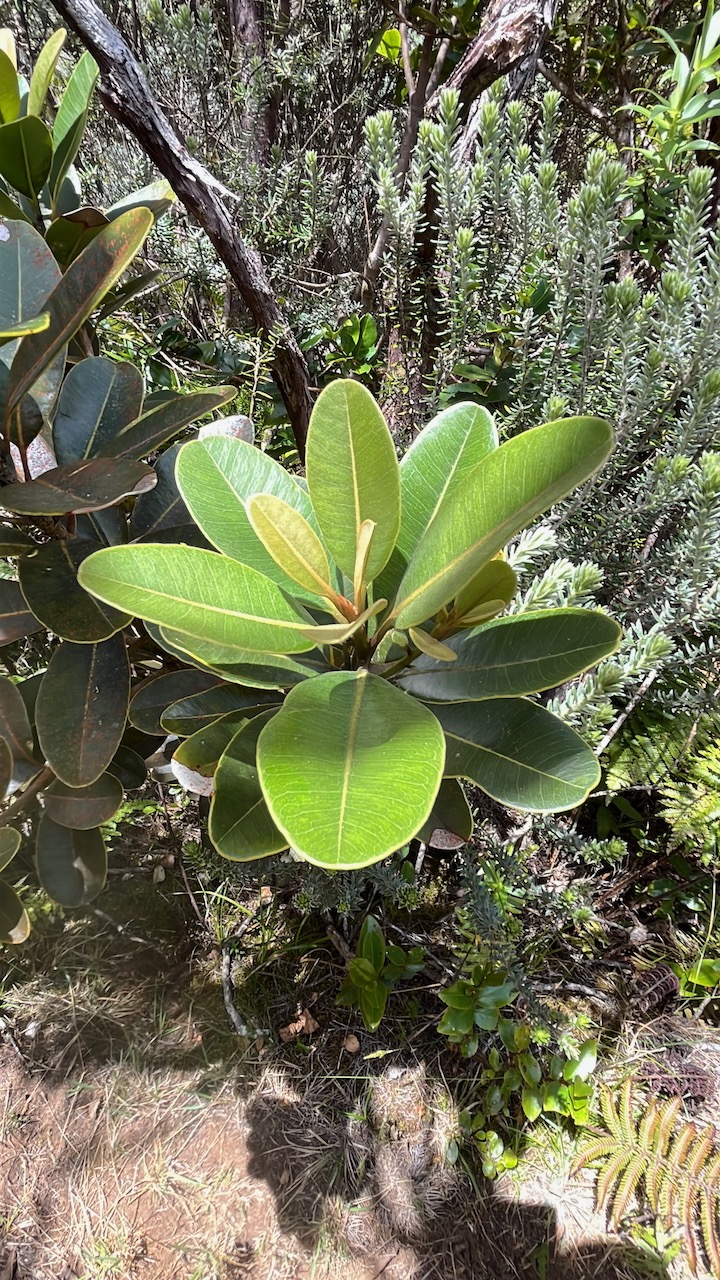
xmin=575 ymin=1079 xmax=720 ymax=1278
xmin=77 ymin=378 xmax=621 ymax=872
xmin=336 ymin=914 xmax=424 ymax=1031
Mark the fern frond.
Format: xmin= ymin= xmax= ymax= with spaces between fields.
xmin=648 ymin=1096 xmax=683 ymax=1211
xmin=700 ymin=1186 xmax=720 ymax=1278
xmin=600 ymin=1080 xmax=626 ymax=1139
xmin=611 ymin=1151 xmax=647 ymax=1226
xmin=572 ymin=1135 xmax=621 ymax=1172
xmin=680 ymin=1129 xmax=717 ymax=1275
xmin=659 ymin=1123 xmax=698 ymax=1224
xmin=619 ymin=1077 xmax=635 ymax=1138
xmin=597 ymin=1148 xmax=634 ymax=1210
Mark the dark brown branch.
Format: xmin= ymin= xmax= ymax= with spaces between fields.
xmin=537 ymin=58 xmax=619 ymax=138
xmin=51 ymin=0 xmax=312 ymax=459
xmin=427 ymin=0 xmax=549 ymax=115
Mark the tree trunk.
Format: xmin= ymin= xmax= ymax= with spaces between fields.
xmin=51 ymin=0 xmax=313 ymax=459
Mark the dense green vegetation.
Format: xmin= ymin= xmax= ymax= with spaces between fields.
xmin=1 ymin=2 xmax=720 ymax=1275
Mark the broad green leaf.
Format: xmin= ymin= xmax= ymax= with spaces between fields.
xmin=398 ymin=609 xmax=621 ymax=701
xmin=78 ymin=545 xmax=318 ymax=655
xmin=0 ymin=736 xmax=11 ymax=799
xmin=161 ymin=684 xmax=278 ymax=735
xmin=257 ymin=670 xmax=445 ymax=869
xmin=393 ymin=417 xmax=614 ymax=628
xmin=105 ymin=179 xmax=176 ymax=222
xmin=0 ymin=188 xmax=28 ymax=220
xmin=454 ymin=558 xmax=517 ymax=620
xmin=44 ymin=773 xmax=123 ymax=829
xmin=0 ymin=219 xmax=63 ymax=443
xmin=35 ymin=812 xmax=106 ymax=906
xmin=416 ymin=777 xmax=473 ymax=848
xmin=44 ymin=206 xmax=109 ymax=268
xmin=437 ymin=697 xmax=601 ymax=812
xmin=246 ymin=492 xmax=334 ymax=598
xmin=129 ymin=669 xmax=223 ymax=735
xmin=563 ymin=1038 xmax=598 ymax=1082
xmin=36 ymin=635 xmax=129 ymax=786
xmin=106 ymin=745 xmax=146 ymax=790
xmin=157 ymin=625 xmax=330 ymax=688
xmin=0 ymin=878 xmax=29 ymax=943
xmin=19 ymin=538 xmax=131 ymax=641
xmin=27 ymin=29 xmax=66 ymax=117
xmin=209 ymin=709 xmax=286 ymax=861
xmin=0 ymin=580 xmax=43 ymax=645
xmin=173 ymin=709 xmax=259 ymax=776
xmin=0 ymin=672 xmax=34 ymax=762
xmin=378 ymin=402 xmax=498 ymax=602
xmin=521 ymin=1086 xmax=543 ymax=1122
xmin=359 ymin=981 xmax=387 ymax=1032
xmin=0 ymin=313 xmax=49 ymax=343
xmin=49 ymin=51 xmax=98 ymax=201
xmin=306 ymin=379 xmax=400 ymax=581
xmin=175 ymin=436 xmax=324 ymax=604
xmin=0 ymin=48 xmax=19 ymax=122
xmin=1 ymin=459 xmax=155 ymax=515
xmin=5 ymin=209 xmax=153 ymax=418
xmin=0 ymin=32 xmax=16 ymax=67
xmin=53 ymin=357 xmax=145 ymax=463
xmin=0 ymin=826 xmax=21 ymax=872
xmin=102 ymin=387 xmax=235 ymax=461
xmin=0 ymin=527 xmax=34 ymax=554
xmin=129 ymin=443 xmax=189 ymax=539
xmin=0 ymin=116 xmax=52 ymax=196
xmin=359 ymin=915 xmax=385 ymax=975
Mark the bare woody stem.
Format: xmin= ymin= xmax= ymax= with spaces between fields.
xmin=0 ymin=766 xmax=55 ymax=829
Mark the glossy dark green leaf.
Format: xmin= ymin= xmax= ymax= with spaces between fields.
xmin=398 ymin=610 xmax=622 ymax=701
xmin=36 ymin=635 xmax=130 ymax=786
xmin=359 ymin=980 xmax=387 ymax=1032
xmin=106 ymin=744 xmax=146 ymax=790
xmin=100 ymin=387 xmax=235 ymax=461
xmin=48 ymin=51 xmax=98 ymax=201
xmin=5 ymin=209 xmax=153 ymax=419
xmin=0 ymin=736 xmax=11 ymax=799
xmin=129 ymin=443 xmax=189 ymax=540
xmin=160 ymin=683 xmax=279 ymax=735
xmin=53 ymin=357 xmax=144 ymax=464
xmin=0 ymin=580 xmax=43 ymax=645
xmin=172 ymin=709 xmax=256 ymax=777
xmin=44 ymin=773 xmax=123 ymax=829
xmin=359 ymin=915 xmax=385 ymax=975
xmin=0 ymin=826 xmax=21 ymax=872
xmin=129 ymin=669 xmax=223 ymax=735
xmin=0 ymin=459 xmax=156 ymax=516
xmin=35 ymin=812 xmax=106 ymax=906
xmin=135 ymin=523 xmax=211 ymax=550
xmin=0 ymin=672 xmax=34 ymax=762
xmin=416 ymin=777 xmax=473 ymax=848
xmin=0 ymin=877 xmax=30 ymax=943
xmin=437 ymin=698 xmax=601 ymax=812
xmin=0 ymin=526 xmax=34 ymax=555
xmin=209 ymin=709 xmax=286 ymax=861
xmin=0 ymin=218 xmax=63 ymax=441
xmin=44 ymin=207 xmax=108 ymax=268
xmin=0 ymin=115 xmax=53 ymax=196
xmin=19 ymin=538 xmax=131 ymax=641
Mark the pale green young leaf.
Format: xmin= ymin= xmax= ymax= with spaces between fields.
xmin=454 ymin=557 xmax=517 ymax=619
xmin=27 ymin=28 xmax=66 ymax=117
xmin=78 ymin=544 xmax=318 ymax=655
xmin=246 ymin=491 xmax=335 ymax=599
xmin=306 ymin=379 xmax=400 ymax=581
xmin=393 ymin=417 xmax=613 ymax=628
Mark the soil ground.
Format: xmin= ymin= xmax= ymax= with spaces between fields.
xmin=0 ymin=803 xmax=710 ymax=1280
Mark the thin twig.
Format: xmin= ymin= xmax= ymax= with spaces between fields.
xmin=595 ymin=670 xmax=658 ymax=756
xmin=221 ymin=945 xmax=250 ymax=1037
xmin=0 ymin=766 xmax=54 ymax=829
xmin=537 ymin=59 xmax=619 ymax=138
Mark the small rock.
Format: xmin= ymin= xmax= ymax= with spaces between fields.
xmin=343 ymin=1034 xmax=361 ymax=1054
